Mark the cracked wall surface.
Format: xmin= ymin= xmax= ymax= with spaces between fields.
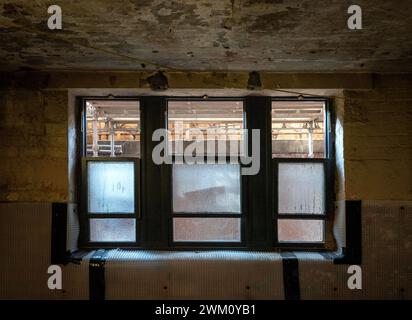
xmin=0 ymin=0 xmax=412 ymax=72
xmin=0 ymin=0 xmax=411 ymax=298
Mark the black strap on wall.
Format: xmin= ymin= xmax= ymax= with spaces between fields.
xmin=281 ymin=252 xmax=300 ymax=300
xmin=89 ymin=249 xmax=108 ymax=300
xmin=334 ymin=200 xmax=362 ymax=265
xmin=319 ymin=251 xmax=337 ymax=260
xmin=51 ymin=202 xmax=68 ymax=265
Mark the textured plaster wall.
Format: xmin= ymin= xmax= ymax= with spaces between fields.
xmin=344 ymin=88 xmax=412 ymax=200
xmin=0 ymin=88 xmax=68 ymax=202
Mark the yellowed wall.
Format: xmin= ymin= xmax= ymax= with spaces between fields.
xmin=0 ymin=89 xmax=68 ymax=202
xmin=344 ymin=88 xmax=412 ymax=200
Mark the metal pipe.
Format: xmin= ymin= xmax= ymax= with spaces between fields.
xmin=308 ymin=120 xmax=314 ymax=158
xmin=92 ymin=108 xmax=98 ymax=157
xmin=110 ymin=120 xmax=115 ymax=157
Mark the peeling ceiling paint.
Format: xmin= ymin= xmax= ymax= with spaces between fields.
xmin=0 ymin=0 xmax=411 ymax=72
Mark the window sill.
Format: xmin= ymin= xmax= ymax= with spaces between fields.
xmin=66 ymin=248 xmax=341 ymax=265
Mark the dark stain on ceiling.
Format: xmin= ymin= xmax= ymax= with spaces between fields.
xmin=0 ymin=0 xmax=412 ymax=72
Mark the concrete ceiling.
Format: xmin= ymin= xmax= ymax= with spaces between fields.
xmin=0 ymin=0 xmax=412 ymax=72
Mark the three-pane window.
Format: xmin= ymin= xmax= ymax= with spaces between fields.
xmin=79 ymin=97 xmax=332 ymax=249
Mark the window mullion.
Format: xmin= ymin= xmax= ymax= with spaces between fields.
xmin=244 ymin=96 xmax=273 ymax=248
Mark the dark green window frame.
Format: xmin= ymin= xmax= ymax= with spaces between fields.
xmin=77 ymin=96 xmax=334 ymax=250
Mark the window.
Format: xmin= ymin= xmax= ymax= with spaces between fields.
xmin=85 ymin=100 xmax=141 ymax=157
xmin=167 ymin=100 xmax=244 ymax=156
xmin=272 ymin=99 xmax=331 ymax=246
xmin=78 ymin=96 xmax=333 ymax=249
xmin=272 ymin=100 xmax=325 ymax=158
xmin=167 ymin=99 xmax=244 ymax=244
xmin=80 ymin=99 xmax=141 ymax=246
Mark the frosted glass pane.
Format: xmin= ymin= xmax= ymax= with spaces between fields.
xmin=90 ymin=219 xmax=136 ymax=242
xmin=88 ymin=161 xmax=135 ymax=213
xmin=173 ymin=218 xmax=241 ymax=242
xmin=278 ymin=163 xmax=325 ymax=214
xmin=278 ymin=219 xmax=323 ymax=242
xmin=173 ymin=164 xmax=241 ymax=213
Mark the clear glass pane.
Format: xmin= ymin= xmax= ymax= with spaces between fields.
xmin=278 ymin=219 xmax=324 ymax=242
xmin=272 ymin=101 xmax=325 ymax=158
xmin=168 ymin=100 xmax=244 ymax=155
xmin=90 ymin=218 xmax=136 ymax=242
xmin=86 ymin=100 xmax=140 ymax=157
xmin=88 ymin=161 xmax=135 ymax=213
xmin=173 ymin=218 xmax=241 ymax=242
xmin=173 ymin=164 xmax=241 ymax=213
xmin=278 ymin=163 xmax=325 ymax=214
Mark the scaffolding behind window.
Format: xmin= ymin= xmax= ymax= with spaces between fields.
xmin=272 ymin=100 xmax=325 ymax=158
xmin=168 ymin=100 xmax=244 ymax=156
xmin=85 ymin=100 xmax=140 ymax=158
